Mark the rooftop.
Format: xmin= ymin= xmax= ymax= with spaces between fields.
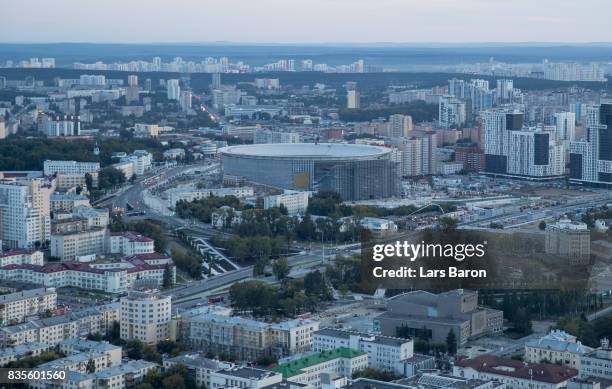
xmin=219 ymin=143 xmax=391 ymax=159
xmin=273 ymin=348 xmax=366 ymax=378
xmin=216 ymin=366 xmax=280 ymax=380
xmin=455 ymin=355 xmax=577 ymax=384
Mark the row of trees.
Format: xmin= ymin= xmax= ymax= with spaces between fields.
xmin=229 ymin=272 xmax=333 ymax=318
xmin=175 ymin=195 xmax=243 ymax=223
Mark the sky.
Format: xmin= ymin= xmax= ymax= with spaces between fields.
xmin=2 ymin=0 xmax=612 ymax=44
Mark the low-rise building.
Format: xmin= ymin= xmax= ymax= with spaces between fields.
xmin=0 ymin=253 xmax=175 ymax=293
xmin=453 ymin=355 xmax=577 ymax=389
xmin=211 ymin=367 xmax=283 ymax=389
xmin=525 ymin=330 xmax=593 ymax=370
xmin=0 ymin=342 xmax=50 ymax=366
xmin=73 ymin=205 xmax=110 ymax=228
xmin=184 ymin=313 xmax=319 ymax=360
xmin=580 ymin=339 xmax=612 ymax=380
xmin=50 ymin=193 xmax=91 ymax=212
xmin=164 ymin=353 xmax=234 ymax=388
xmin=0 ymin=302 xmax=120 ymax=347
xmin=108 ymin=231 xmax=155 ymax=256
xmin=273 ymin=348 xmax=368 ymax=389
xmin=0 ymin=249 xmax=44 ymax=267
xmin=264 ymin=191 xmax=309 ymax=216
xmin=545 ymin=217 xmax=591 ymax=265
xmin=313 ymin=328 xmax=416 ymax=376
xmin=50 ymin=227 xmax=107 ymax=261
xmin=0 ymin=287 xmax=57 ymax=325
xmin=169 ymin=186 xmax=254 ymax=206
xmin=59 ymin=339 xmax=122 ymax=367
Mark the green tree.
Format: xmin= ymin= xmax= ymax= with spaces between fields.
xmin=162 ymin=264 xmax=174 ymax=288
xmin=86 ymin=358 xmax=96 ymax=373
xmin=273 ymin=257 xmax=291 ymax=280
xmin=446 ymin=328 xmax=457 ymax=355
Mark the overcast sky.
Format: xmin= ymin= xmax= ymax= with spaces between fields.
xmin=2 ymin=0 xmax=611 ymax=44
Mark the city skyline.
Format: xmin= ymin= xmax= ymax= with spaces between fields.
xmin=2 ymin=0 xmax=612 ymax=44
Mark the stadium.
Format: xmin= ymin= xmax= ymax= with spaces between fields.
xmin=218 ymin=143 xmax=400 ymax=201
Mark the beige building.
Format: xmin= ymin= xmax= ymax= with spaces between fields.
xmin=50 ymin=227 xmax=107 ymax=261
xmin=120 ymin=290 xmax=172 ymax=345
xmin=0 ymin=288 xmax=57 ymax=325
xmin=545 ymin=217 xmax=590 ymax=264
xmin=525 ymin=330 xmax=592 ymax=370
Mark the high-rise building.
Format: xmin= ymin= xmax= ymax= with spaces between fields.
xmin=0 ymin=179 xmax=51 ymax=249
xmin=127 ymin=75 xmax=138 ymax=87
xmin=570 ymin=101 xmax=612 ymax=187
xmin=211 ymin=73 xmax=221 ymax=90
xmin=388 ymin=114 xmax=413 ymax=138
xmin=483 ymin=107 xmax=524 ymax=174
xmin=166 ymin=79 xmax=180 ymax=100
xmin=554 ymin=112 xmax=576 ymax=141
xmin=347 ymin=90 xmax=360 ymax=109
xmin=120 ymin=290 xmax=171 ymax=345
xmin=439 ymin=95 xmax=466 ymax=129
xmin=496 ymin=79 xmax=514 ymax=103
xmin=180 ymin=90 xmax=192 ymax=111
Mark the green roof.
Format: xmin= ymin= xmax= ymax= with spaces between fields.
xmin=272 ymin=348 xmax=367 ymax=378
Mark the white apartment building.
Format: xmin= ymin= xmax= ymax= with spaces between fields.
xmin=506 ymin=127 xmax=565 ymax=178
xmin=0 ymin=253 xmax=176 ymax=293
xmin=73 ymin=206 xmax=110 ymax=228
xmin=167 ymin=79 xmax=181 ymax=100
xmin=263 ymin=191 xmax=309 ymax=216
xmin=169 ymin=186 xmax=254 ymax=206
xmin=50 ymin=193 xmax=90 ymax=212
xmin=43 ymin=160 xmax=100 ymax=187
xmin=0 ymin=342 xmax=50 ymax=367
xmin=579 ymin=338 xmax=612 ymax=380
xmin=545 ymin=217 xmax=591 ymax=264
xmin=120 ymin=290 xmax=172 ymax=345
xmin=0 ymin=178 xmax=51 ymax=249
xmin=388 ymin=114 xmax=413 ymax=138
xmin=313 ymin=328 xmax=413 ymax=375
xmin=50 ymin=227 xmax=107 ymax=261
xmin=0 ymin=249 xmax=44 ymax=267
xmin=453 ymin=355 xmax=577 ymax=389
xmin=58 ymin=339 xmax=122 ymax=367
xmin=439 ymin=95 xmax=466 ymax=129
xmin=108 ymin=231 xmax=155 ymax=256
xmin=211 ymin=367 xmax=283 ymax=389
xmin=0 ymin=288 xmax=57 ymax=325
xmin=164 ymin=354 xmax=233 ymax=388
xmin=273 ymin=348 xmax=368 ymax=389
xmin=112 ymin=160 xmax=135 ymax=180
xmin=554 ymin=112 xmax=576 ymax=142
xmin=254 ymin=128 xmax=300 ymax=144
xmin=119 ymin=150 xmax=153 ymax=175
xmin=0 ymin=302 xmax=120 ymax=347
xmin=525 ymin=330 xmax=592 ymax=370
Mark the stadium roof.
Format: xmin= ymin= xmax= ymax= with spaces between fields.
xmin=219 ymin=143 xmax=391 ymax=159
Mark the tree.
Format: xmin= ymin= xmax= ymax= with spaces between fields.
xmin=273 ymin=257 xmax=291 ymax=280
xmin=539 ymin=221 xmax=547 ymax=230
xmin=446 ymin=328 xmax=457 ymax=355
xmin=126 ymin=339 xmax=144 ymax=359
xmin=353 ymin=367 xmax=402 ymax=382
xmin=162 ymin=264 xmax=174 ymax=288
xmin=438 ymin=216 xmax=458 ymax=230
xmin=98 ymin=166 xmax=126 ymax=190
xmin=86 ymin=358 xmax=96 ymax=373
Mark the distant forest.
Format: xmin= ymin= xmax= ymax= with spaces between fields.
xmin=0 ymin=68 xmax=609 ymax=96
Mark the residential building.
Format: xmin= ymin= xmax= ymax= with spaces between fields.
xmin=72 ymin=206 xmax=110 ymax=228
xmin=184 ymin=313 xmax=319 ymax=360
xmin=43 ymin=160 xmax=99 ymax=187
xmin=0 ymin=249 xmax=44 ymax=267
xmin=50 ymin=193 xmax=90 ymax=212
xmin=376 ymin=290 xmax=503 ymax=346
xmin=167 ymin=79 xmax=181 ymax=100
xmin=164 ymin=353 xmax=233 ymax=388
xmin=108 ymin=231 xmax=155 ymax=256
xmin=388 ymin=114 xmax=413 ymax=138
xmin=120 ymin=290 xmax=172 ymax=345
xmin=0 ymin=342 xmax=50 ymax=367
xmin=554 ymin=112 xmax=576 ymax=142
xmin=211 ymin=367 xmax=283 ymax=389
xmin=0 ymin=302 xmax=120 ymax=347
xmin=545 ymin=217 xmax=591 ymax=264
xmin=58 ymin=339 xmax=122 ymax=367
xmin=0 ymin=178 xmax=51 ymax=249
xmin=169 ymin=186 xmax=254 ymax=206
xmin=347 ymin=90 xmax=360 ymax=109
xmin=254 ymin=129 xmax=300 ymax=144
xmin=263 ymin=191 xmax=309 ymax=216
xmin=439 ymin=95 xmax=466 ymax=129
xmin=453 ymin=355 xmax=577 ymax=389
xmin=0 ymin=288 xmax=57 ymax=325
xmin=579 ymin=338 xmax=612 ymax=380
xmin=525 ymin=330 xmax=593 ymax=370
xmin=570 ymin=102 xmax=612 ymax=188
